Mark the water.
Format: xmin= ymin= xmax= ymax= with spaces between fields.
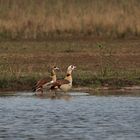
xmin=0 ymin=92 xmax=140 ymax=140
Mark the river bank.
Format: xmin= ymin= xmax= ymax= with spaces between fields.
xmin=0 ymin=38 xmax=140 ymax=92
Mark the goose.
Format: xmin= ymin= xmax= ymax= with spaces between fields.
xmin=33 ymin=66 xmax=59 ymax=95
xmin=50 ymin=65 xmax=76 ymax=94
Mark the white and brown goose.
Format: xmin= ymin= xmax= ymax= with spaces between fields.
xmin=50 ymin=65 xmax=76 ymax=94
xmin=33 ymin=66 xmax=59 ymax=94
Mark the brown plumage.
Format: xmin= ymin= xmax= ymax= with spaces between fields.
xmin=50 ymin=65 xmax=76 ymax=93
xmin=33 ymin=66 xmax=59 ymax=94
xmin=36 ymin=77 xmax=52 ymax=88
xmin=51 ymin=79 xmax=70 ymax=89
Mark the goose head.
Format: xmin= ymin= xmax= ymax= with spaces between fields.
xmin=67 ymin=65 xmax=76 ymax=74
xmin=51 ymin=66 xmax=59 ymax=77
xmin=52 ymin=66 xmax=59 ymax=71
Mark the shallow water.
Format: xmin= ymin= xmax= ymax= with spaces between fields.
xmin=0 ymin=92 xmax=140 ymax=140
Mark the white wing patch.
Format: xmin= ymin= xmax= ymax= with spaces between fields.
xmin=43 ymin=80 xmax=54 ymax=88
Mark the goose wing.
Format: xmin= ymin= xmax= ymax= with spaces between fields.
xmin=50 ymin=79 xmax=70 ymax=89
xmin=35 ymin=77 xmax=52 ymax=89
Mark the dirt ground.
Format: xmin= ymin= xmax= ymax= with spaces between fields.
xmin=0 ymin=37 xmax=140 ymax=91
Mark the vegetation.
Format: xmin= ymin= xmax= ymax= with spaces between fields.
xmin=0 ymin=39 xmax=140 ymax=91
xmin=0 ymin=0 xmax=140 ymax=91
xmin=0 ymin=0 xmax=140 ymax=39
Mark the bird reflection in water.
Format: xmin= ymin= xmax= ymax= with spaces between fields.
xmin=35 ymin=91 xmax=72 ymax=101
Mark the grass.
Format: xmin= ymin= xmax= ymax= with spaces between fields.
xmin=0 ymin=0 xmax=140 ymax=39
xmin=0 ymin=38 xmax=140 ymax=91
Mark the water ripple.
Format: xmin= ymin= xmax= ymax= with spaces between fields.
xmin=0 ymin=93 xmax=140 ymax=140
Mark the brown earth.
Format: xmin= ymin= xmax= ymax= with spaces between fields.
xmin=0 ymin=37 xmax=140 ymax=91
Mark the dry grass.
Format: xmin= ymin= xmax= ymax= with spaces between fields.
xmin=0 ymin=0 xmax=140 ymax=39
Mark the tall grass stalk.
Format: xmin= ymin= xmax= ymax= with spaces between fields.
xmin=0 ymin=0 xmax=140 ymax=39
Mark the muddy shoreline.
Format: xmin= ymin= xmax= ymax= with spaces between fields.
xmin=0 ymin=85 xmax=140 ymax=96
xmin=73 ymin=86 xmax=140 ymax=95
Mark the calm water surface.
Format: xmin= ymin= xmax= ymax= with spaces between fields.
xmin=0 ymin=92 xmax=140 ymax=140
